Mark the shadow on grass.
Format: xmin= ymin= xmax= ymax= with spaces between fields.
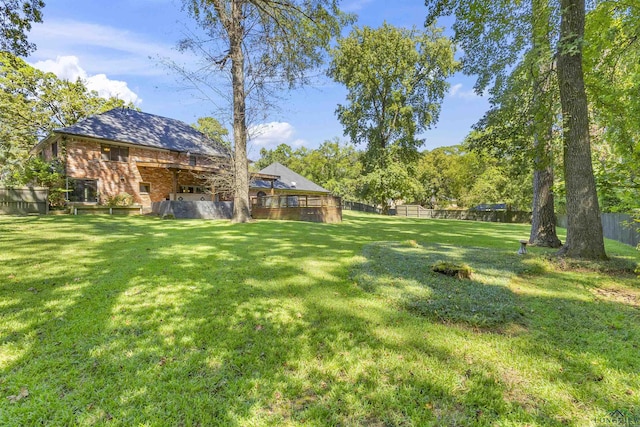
xmin=0 ymin=212 xmax=638 ymax=425
xmin=351 ymin=241 xmax=527 ymax=329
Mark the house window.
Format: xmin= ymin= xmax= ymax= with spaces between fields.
xmin=139 ymin=182 xmax=151 ymax=193
xmin=51 ymin=141 xmax=58 ymax=158
xmin=68 ymin=179 xmax=98 ymax=203
xmin=101 ymin=144 xmax=129 ymax=162
xmin=189 ymin=155 xmax=197 ymax=166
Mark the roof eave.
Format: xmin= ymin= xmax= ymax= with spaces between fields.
xmin=53 ymin=130 xmax=230 ymax=158
xmin=31 ymin=133 xmax=60 ymax=155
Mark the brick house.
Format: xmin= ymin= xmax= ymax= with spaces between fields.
xmin=33 ymin=108 xmax=230 ymax=210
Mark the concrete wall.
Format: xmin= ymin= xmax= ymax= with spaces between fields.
xmin=152 ymin=201 xmax=233 ymax=219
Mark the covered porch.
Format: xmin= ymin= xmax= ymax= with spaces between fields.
xmin=136 ymin=161 xmax=226 ymax=204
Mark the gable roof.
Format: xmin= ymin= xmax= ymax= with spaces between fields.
xmin=251 ymin=162 xmax=330 ymax=193
xmin=51 ymin=108 xmax=229 ymax=157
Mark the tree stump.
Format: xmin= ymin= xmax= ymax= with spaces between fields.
xmin=431 ymin=261 xmax=472 ymax=279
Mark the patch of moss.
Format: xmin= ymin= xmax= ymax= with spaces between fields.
xmin=431 ymin=261 xmax=473 ymax=279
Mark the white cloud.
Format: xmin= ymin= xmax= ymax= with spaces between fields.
xmin=85 ymin=74 xmax=141 ymax=105
xmin=448 ymin=83 xmax=481 ymax=100
xmin=33 ymin=55 xmax=84 ymax=80
xmin=32 ymin=56 xmax=141 ymax=105
xmin=248 ymin=122 xmax=308 ymax=149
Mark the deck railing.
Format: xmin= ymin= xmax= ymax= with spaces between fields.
xmin=251 ymin=195 xmax=341 ymax=209
xmin=251 ymin=195 xmax=342 ymax=223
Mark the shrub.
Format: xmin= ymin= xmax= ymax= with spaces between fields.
xmin=105 ymin=192 xmax=134 ymax=207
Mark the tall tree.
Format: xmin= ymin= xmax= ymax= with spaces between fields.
xmin=426 ymin=0 xmax=562 ymax=248
xmin=0 ymin=0 xmax=45 ymax=56
xmin=182 ymin=0 xmax=352 ymax=223
xmin=556 ymin=0 xmax=606 ymax=258
xmin=426 ymin=0 xmax=605 ymax=258
xmin=528 ymin=0 xmax=562 ymax=247
xmin=328 ymin=23 xmax=457 ymax=212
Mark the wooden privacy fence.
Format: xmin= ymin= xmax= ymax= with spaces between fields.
xmin=0 ymin=187 xmax=48 ymax=215
xmin=396 ymin=205 xmax=532 ymax=223
xmin=342 ymin=200 xmax=382 ymax=214
xmin=251 ymin=195 xmax=342 ymax=223
xmin=557 ymin=213 xmax=639 ymax=248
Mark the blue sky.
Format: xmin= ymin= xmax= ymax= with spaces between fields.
xmin=27 ymin=0 xmax=489 ymax=156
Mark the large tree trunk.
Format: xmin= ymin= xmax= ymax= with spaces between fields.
xmin=530 ymin=145 xmax=562 ymax=247
xmin=529 ymin=0 xmax=561 ymax=248
xmin=556 ymin=0 xmax=606 ymax=259
xmin=229 ymin=0 xmax=251 ymax=223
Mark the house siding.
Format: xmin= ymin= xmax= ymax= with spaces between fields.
xmin=64 ymin=138 xmax=220 ymax=208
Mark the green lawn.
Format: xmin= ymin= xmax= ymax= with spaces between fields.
xmin=1 ymin=211 xmax=638 ymax=426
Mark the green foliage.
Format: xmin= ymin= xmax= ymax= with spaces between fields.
xmin=254 ymin=139 xmax=363 ymax=200
xmin=0 ymin=0 xmax=45 ymax=56
xmin=0 ymin=52 xmax=134 ymax=185
xmin=329 ymin=23 xmax=457 ymax=153
xmin=355 ymin=149 xmax=424 ymax=212
xmin=191 ymin=116 xmax=230 ymax=148
xmin=583 ymin=2 xmax=640 ymax=214
xmin=416 ymin=145 xmax=533 ymax=210
xmin=584 ymin=2 xmax=640 ymax=153
xmin=104 ymin=192 xmax=134 ymax=207
xmin=254 ymin=143 xmax=296 ymax=171
xmin=16 ymin=156 xmax=67 ymax=207
xmin=328 ymin=23 xmax=456 ymax=211
xmin=425 ymin=0 xmax=549 ymax=96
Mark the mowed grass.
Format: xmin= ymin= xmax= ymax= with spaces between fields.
xmin=0 ymin=211 xmax=638 ymax=426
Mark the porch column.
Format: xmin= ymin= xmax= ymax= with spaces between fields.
xmin=171 ymin=169 xmax=179 ymax=200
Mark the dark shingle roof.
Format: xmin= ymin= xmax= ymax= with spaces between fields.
xmin=54 ymin=108 xmax=229 ymax=157
xmin=252 ymin=162 xmax=330 ymax=193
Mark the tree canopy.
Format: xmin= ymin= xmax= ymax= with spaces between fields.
xmin=328 ymin=22 xmax=457 ymax=212
xmin=0 ymin=0 xmax=45 ymax=56
xmin=329 ymin=23 xmax=457 ymax=156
